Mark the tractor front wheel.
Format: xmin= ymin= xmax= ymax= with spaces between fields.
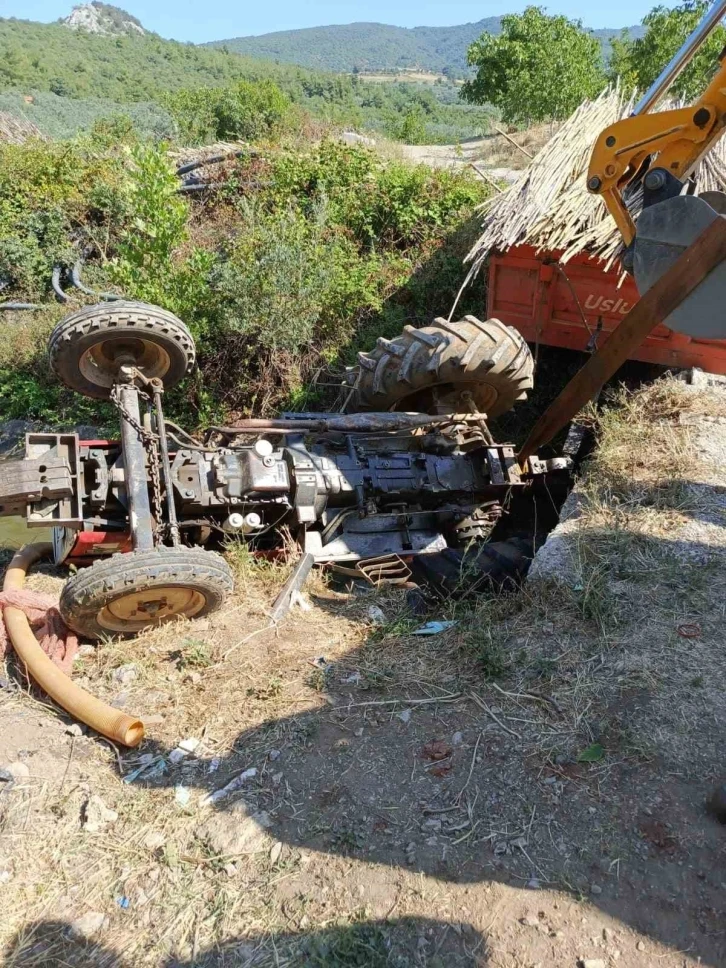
xmin=60 ymin=547 xmax=234 ymax=640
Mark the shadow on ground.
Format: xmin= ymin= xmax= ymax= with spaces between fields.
xmin=85 ymin=529 xmax=726 ymax=968
xmin=4 ymin=916 xmax=487 ymax=967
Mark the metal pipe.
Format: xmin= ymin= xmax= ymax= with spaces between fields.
xmin=152 ymin=387 xmax=181 ymax=547
xmin=118 ymin=383 xmax=155 ymax=551
xmin=51 ymin=265 xmax=69 ymax=303
xmin=269 ymin=553 xmax=315 ymax=622
xmin=634 ymin=0 xmax=726 ymax=115
xmin=211 ymin=413 xmax=473 ymax=436
xmin=70 ymin=261 xmax=122 ymax=302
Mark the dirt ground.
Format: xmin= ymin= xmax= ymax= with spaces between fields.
xmin=1 ymin=378 xmax=726 ymax=967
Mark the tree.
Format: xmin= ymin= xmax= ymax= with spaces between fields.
xmin=608 ymin=1 xmax=726 ymax=100
xmin=462 ymin=6 xmax=606 ymax=124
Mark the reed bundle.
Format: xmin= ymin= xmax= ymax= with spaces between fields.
xmin=464 ymin=87 xmax=726 ymax=285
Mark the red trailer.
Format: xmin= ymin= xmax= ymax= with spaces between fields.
xmin=487 ymin=244 xmax=726 ymax=374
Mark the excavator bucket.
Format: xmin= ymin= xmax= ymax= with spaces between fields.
xmin=633 ymin=193 xmax=726 ymax=340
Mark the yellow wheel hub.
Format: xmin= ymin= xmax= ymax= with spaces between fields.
xmin=98 ymin=585 xmax=207 ymax=634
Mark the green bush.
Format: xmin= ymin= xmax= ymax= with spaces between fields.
xmin=111 ymin=143 xmax=189 ymax=303
xmin=163 ymin=80 xmax=294 ymax=145
xmin=267 ymin=140 xmax=483 ymax=247
xmin=0 ymin=139 xmax=126 ymax=297
xmin=208 ymin=199 xmax=384 ymax=353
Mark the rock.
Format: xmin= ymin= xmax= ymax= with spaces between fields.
xmin=268 ymin=749 xmax=281 ymax=761
xmin=590 ymin=883 xmax=602 ymax=895
xmin=270 ymin=841 xmax=283 ymax=864
xmin=178 ymin=738 xmax=200 ymax=753
xmin=340 ymin=131 xmax=376 ymax=147
xmin=113 ymin=663 xmax=138 ymax=685
xmin=452 ymin=731 xmax=464 ymax=746
xmin=144 ymin=831 xmax=166 ymax=850
xmin=580 ymin=960 xmax=606 ymax=968
xmin=174 ymin=785 xmax=191 ymax=807
xmin=636 ymin=941 xmax=645 ymax=951
xmin=66 ymin=724 xmax=85 ymax=737
xmin=404 ymin=842 xmax=417 ymax=865
xmin=195 ymin=802 xmax=272 ymax=856
xmin=82 ymin=795 xmax=118 ymax=833
xmin=67 ymin=911 xmax=108 ymax=940
xmin=526 ymin=878 xmax=541 ymax=890
xmin=5 ymin=762 xmax=29 ymax=781
xmin=602 ymin=928 xmax=613 ymax=942
xmin=366 ymin=605 xmax=386 ymax=625
xmin=169 ymin=748 xmax=188 ymax=765
xmin=521 ymin=916 xmax=540 ymax=927
xmin=397 ymin=709 xmax=412 ymax=724
xmin=142 ymin=714 xmax=165 ymax=726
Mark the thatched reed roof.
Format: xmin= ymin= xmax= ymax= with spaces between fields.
xmin=0 ymin=112 xmax=44 ymax=145
xmin=464 ymin=87 xmax=726 ymax=283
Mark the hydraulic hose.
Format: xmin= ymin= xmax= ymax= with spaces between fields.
xmin=4 ymin=543 xmax=145 ymax=748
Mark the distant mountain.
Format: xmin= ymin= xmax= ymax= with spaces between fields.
xmin=209 ymin=19 xmax=644 ymax=76
xmin=61 ymin=3 xmax=145 ymax=37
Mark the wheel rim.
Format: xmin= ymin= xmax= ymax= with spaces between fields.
xmin=97 ymin=585 xmax=207 ymax=633
xmin=390 ymin=382 xmax=499 ymax=415
xmin=79 ymin=336 xmax=173 ymax=391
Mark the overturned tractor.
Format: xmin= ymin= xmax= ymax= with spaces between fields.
xmin=1 ymin=301 xmax=566 ymax=639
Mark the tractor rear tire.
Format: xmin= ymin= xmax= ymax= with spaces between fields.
xmin=49 ymin=301 xmax=196 ymax=399
xmin=60 ymin=547 xmax=234 ymax=640
xmin=348 ymin=316 xmax=533 ymax=418
xmin=410 ymin=538 xmax=535 ymax=599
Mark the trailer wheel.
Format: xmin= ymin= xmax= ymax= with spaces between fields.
xmin=60 ymin=547 xmax=234 ymax=640
xmin=348 ymin=316 xmax=533 ymax=418
xmin=49 ymin=301 xmax=196 ymax=399
xmin=410 ymin=538 xmax=535 ymax=599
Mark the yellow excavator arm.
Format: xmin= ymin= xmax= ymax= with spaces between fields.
xmin=587 ymin=0 xmax=726 ymax=247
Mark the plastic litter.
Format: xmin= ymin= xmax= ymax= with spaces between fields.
xmin=122 ymin=755 xmax=168 ymax=784
xmin=412 ymin=621 xmax=458 ymax=636
xmin=200 ymin=767 xmax=257 ymax=806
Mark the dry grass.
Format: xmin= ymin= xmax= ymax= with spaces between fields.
xmin=472 ymin=123 xmax=558 ymax=171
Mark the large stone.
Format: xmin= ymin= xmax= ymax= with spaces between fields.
xmin=82 ymin=795 xmax=118 ymax=833
xmin=67 ymin=911 xmax=108 ymax=940
xmin=195 ymin=801 xmax=272 ymax=856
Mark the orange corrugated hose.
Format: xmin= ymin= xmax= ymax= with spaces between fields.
xmin=4 ymin=543 xmax=144 ymax=748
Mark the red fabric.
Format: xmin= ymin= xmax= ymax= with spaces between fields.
xmin=0 ymin=590 xmax=79 ymax=675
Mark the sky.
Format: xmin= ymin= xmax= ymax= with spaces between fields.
xmin=3 ymin=0 xmax=679 ymax=44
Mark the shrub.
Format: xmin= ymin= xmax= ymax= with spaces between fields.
xmin=163 ymin=80 xmax=294 ymax=146
xmin=111 ymin=143 xmax=190 ymax=305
